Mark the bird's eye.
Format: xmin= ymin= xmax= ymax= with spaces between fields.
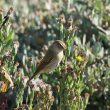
xmin=57 ymin=43 xmax=63 ymax=49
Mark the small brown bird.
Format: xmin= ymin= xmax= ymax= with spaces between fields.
xmin=28 ymin=40 xmax=66 ymax=82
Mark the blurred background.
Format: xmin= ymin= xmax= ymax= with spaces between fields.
xmin=0 ymin=0 xmax=110 ymax=110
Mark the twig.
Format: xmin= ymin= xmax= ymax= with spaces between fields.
xmin=0 ymin=7 xmax=13 ymax=30
xmin=86 ymin=16 xmax=109 ymax=35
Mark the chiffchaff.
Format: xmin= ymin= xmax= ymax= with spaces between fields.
xmin=28 ymin=40 xmax=66 ymax=82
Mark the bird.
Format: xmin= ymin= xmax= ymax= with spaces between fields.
xmin=28 ymin=40 xmax=66 ymax=83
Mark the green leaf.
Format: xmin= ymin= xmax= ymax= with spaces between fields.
xmin=95 ymin=0 xmax=103 ymax=11
xmin=92 ymin=42 xmax=102 ymax=55
xmin=5 ymin=30 xmax=14 ymax=47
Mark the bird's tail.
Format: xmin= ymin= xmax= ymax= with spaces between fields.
xmin=27 ymin=72 xmax=40 ymax=85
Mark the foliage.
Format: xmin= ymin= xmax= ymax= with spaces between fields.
xmin=0 ymin=0 xmax=110 ymax=110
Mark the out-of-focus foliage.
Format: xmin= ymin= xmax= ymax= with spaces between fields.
xmin=0 ymin=0 xmax=110 ymax=110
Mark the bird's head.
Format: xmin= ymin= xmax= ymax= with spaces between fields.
xmin=49 ymin=40 xmax=66 ymax=53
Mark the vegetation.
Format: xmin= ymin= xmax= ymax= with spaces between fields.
xmin=0 ymin=0 xmax=110 ymax=110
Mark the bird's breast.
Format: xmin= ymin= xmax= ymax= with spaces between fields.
xmin=51 ymin=51 xmax=64 ymax=68
xmin=56 ymin=51 xmax=64 ymax=62
xmin=44 ymin=51 xmax=63 ymax=73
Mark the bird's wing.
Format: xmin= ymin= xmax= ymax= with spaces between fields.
xmin=28 ymin=50 xmax=54 ymax=81
xmin=35 ymin=50 xmax=54 ymax=74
